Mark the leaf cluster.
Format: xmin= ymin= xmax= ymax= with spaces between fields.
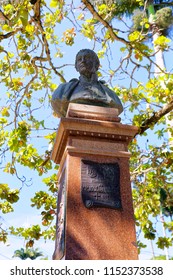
xmin=89 ymin=0 xmax=141 ymax=17
xmin=0 ymin=184 xmax=19 ymax=214
xmin=13 ymin=247 xmax=43 ymax=260
xmin=132 ymin=7 xmax=173 ymax=35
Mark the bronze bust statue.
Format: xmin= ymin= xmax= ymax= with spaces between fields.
xmin=51 ymin=49 xmax=123 ymax=117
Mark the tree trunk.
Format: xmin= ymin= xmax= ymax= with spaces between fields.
xmin=152 ymin=26 xmax=166 ymax=74
xmin=148 ymin=3 xmax=173 ymax=147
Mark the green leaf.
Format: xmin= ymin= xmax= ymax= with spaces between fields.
xmin=154 ymin=36 xmax=171 ymax=50
xmin=1 ymin=107 xmax=10 ymax=117
xmin=19 ymin=9 xmax=28 ymax=27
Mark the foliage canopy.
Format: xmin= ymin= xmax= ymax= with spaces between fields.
xmin=0 ymin=0 xmax=173 ymax=258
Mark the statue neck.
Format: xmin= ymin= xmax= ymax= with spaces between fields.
xmin=79 ymin=73 xmax=98 ymax=84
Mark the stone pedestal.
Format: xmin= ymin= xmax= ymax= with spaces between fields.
xmin=51 ymin=104 xmax=138 ymax=260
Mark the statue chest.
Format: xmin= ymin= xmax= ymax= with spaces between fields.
xmin=70 ymin=83 xmax=107 ymax=102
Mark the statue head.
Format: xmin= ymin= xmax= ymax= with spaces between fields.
xmin=75 ymin=49 xmax=100 ymax=77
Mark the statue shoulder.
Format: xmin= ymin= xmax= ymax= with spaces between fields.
xmin=99 ymin=80 xmax=106 ymax=85
xmin=69 ymin=78 xmax=79 ymax=83
xmin=99 ymin=81 xmax=123 ymax=114
xmin=56 ymin=78 xmax=79 ymax=91
xmin=52 ymin=78 xmax=79 ymax=100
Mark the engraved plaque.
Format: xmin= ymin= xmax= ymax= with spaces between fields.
xmin=81 ymin=160 xmax=121 ymax=209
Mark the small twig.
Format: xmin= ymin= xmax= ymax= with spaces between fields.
xmin=81 ymin=0 xmax=129 ymax=46
xmin=32 ymin=0 xmax=66 ymax=83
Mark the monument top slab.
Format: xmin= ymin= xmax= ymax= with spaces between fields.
xmin=66 ymin=103 xmax=121 ymax=122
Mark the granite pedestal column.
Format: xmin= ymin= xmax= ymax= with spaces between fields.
xmin=51 ymin=104 xmax=138 ymax=260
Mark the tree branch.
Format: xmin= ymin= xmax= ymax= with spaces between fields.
xmin=138 ymin=99 xmax=173 ymax=135
xmin=81 ymin=0 xmax=129 ymax=46
xmin=32 ymin=0 xmax=66 ymax=83
xmin=0 ymin=28 xmax=22 ymax=41
xmin=0 ymin=9 xmax=10 ymax=24
xmin=82 ymin=0 xmax=168 ymax=76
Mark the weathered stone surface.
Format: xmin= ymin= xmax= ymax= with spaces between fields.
xmin=66 ymin=103 xmax=120 ymax=122
xmin=53 ymin=169 xmax=66 ymax=260
xmin=51 ymin=103 xmax=138 ymax=260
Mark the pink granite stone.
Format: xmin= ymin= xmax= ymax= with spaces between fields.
xmin=51 ymin=104 xmax=139 ymax=260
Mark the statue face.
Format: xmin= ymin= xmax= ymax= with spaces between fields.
xmin=75 ymin=50 xmax=98 ymax=76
